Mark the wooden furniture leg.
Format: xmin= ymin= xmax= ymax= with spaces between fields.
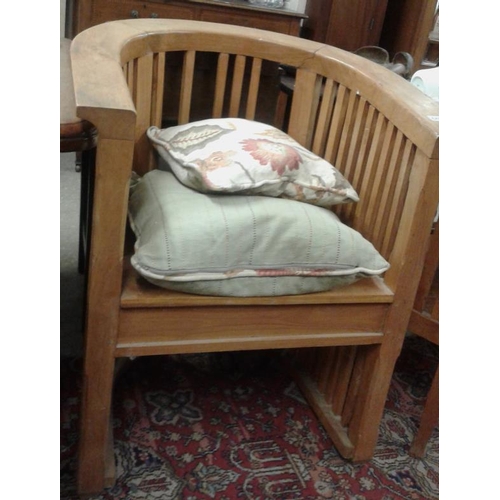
xmin=408 ymin=221 xmax=439 ymax=457
xmin=77 ymin=137 xmax=135 ymax=494
xmin=410 ymin=367 xmax=439 ymax=457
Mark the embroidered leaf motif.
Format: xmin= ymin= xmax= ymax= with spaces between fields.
xmin=168 ymin=124 xmax=233 ymax=155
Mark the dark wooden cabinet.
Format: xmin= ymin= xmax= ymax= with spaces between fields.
xmin=380 ymin=0 xmax=438 ymax=70
xmin=301 ymin=0 xmax=438 ymax=73
xmin=302 ymin=0 xmax=389 ymax=51
xmin=72 ymin=0 xmax=305 ymax=37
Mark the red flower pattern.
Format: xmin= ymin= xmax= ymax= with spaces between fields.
xmin=240 ymin=138 xmax=302 ymax=175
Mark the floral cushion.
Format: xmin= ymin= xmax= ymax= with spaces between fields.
xmin=128 ymin=170 xmax=389 ymax=297
xmin=147 ymin=118 xmax=359 ymax=208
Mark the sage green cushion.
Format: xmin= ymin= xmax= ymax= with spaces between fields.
xmin=128 ymin=170 xmax=389 ymax=297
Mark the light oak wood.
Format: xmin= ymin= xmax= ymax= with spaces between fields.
xmin=121 ymin=261 xmax=395 ymax=308
xmin=212 ymin=52 xmax=229 ymax=118
xmin=229 ymin=55 xmax=246 ymax=117
xmin=341 ymin=348 xmax=366 ymax=427
xmin=288 ymin=68 xmax=322 ymax=148
xmin=71 ymin=20 xmax=439 ymax=494
xmin=245 ymin=57 xmax=262 ymax=120
xmin=117 ymin=302 xmax=388 ymax=353
xmin=329 ymin=346 xmax=357 ymax=414
xmin=311 ymin=79 xmax=336 ymax=157
xmin=333 ymin=88 xmax=361 ymax=171
xmin=292 ymin=367 xmax=355 ymax=459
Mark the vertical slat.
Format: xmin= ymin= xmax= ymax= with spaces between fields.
xmin=336 ymin=97 xmax=369 ymax=222
xmin=380 ymin=139 xmax=415 ymax=257
xmin=330 ymin=346 xmax=357 ymax=415
xmin=341 ymin=347 xmax=365 ymax=427
xmin=324 ymin=349 xmax=343 ymax=404
xmin=324 ymin=85 xmax=349 ymax=164
xmin=322 ymin=349 xmax=342 ymax=405
xmin=340 ymin=104 xmax=376 ymax=224
xmin=178 ymin=50 xmax=196 ymax=125
xmin=133 ymin=53 xmax=154 ymax=175
xmin=343 ymin=98 xmax=369 ymax=182
xmin=311 ymin=79 xmax=336 ymax=156
xmin=288 ymin=68 xmax=322 ymax=148
xmin=335 ymin=90 xmax=361 ymax=171
xmin=327 ymin=92 xmax=360 ymax=222
xmin=212 ymin=53 xmax=229 ymax=118
xmin=370 ymin=129 xmax=405 ymax=247
xmin=362 ymin=121 xmax=396 ymax=243
xmin=151 ymin=52 xmax=165 ymax=128
xmin=350 ymin=105 xmax=377 ymax=190
xmin=146 ymin=52 xmax=166 ymax=171
xmin=125 ymin=60 xmax=136 ymax=98
xmin=229 ymin=55 xmax=246 ymax=117
xmin=245 ymin=57 xmax=262 ymax=120
xmin=352 ymin=112 xmax=386 ymax=231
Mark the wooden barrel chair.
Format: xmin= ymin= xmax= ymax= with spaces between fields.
xmin=70 ymin=19 xmax=439 ymax=495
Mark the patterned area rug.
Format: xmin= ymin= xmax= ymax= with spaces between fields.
xmin=60 ymin=334 xmax=438 ymax=499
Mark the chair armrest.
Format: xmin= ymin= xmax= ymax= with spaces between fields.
xmin=70 ymin=21 xmax=140 ymax=140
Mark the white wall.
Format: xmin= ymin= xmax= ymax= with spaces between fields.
xmin=285 ymin=0 xmax=307 ymax=14
xmin=61 ymin=0 xmax=66 ymax=37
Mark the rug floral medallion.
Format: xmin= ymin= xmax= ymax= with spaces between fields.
xmin=61 ymin=335 xmax=438 ymax=499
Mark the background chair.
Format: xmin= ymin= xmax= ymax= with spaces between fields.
xmin=60 ymin=38 xmax=97 ymax=275
xmin=354 ymin=46 xmax=414 ymax=79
